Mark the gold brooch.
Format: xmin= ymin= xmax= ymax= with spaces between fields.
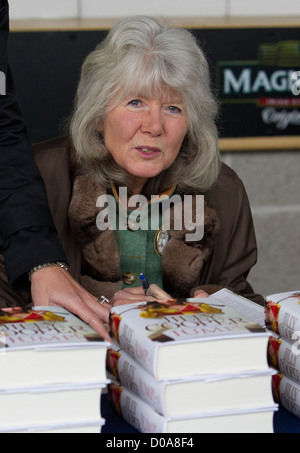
xmin=154 ymin=226 xmax=169 ymax=257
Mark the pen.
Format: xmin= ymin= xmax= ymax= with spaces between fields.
xmin=140 ymin=273 xmax=153 ymax=296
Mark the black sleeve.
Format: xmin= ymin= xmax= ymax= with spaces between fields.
xmin=0 ymin=0 xmax=67 ymax=290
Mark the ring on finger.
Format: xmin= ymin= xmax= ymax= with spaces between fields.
xmin=97 ymin=296 xmax=111 ymax=305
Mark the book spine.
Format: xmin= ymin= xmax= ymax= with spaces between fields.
xmin=109 ymin=308 xmax=157 ymax=377
xmin=272 ymin=374 xmax=300 ymax=419
xmin=268 ymin=336 xmax=300 ymax=384
xmin=107 ymin=382 xmax=166 ymax=433
xmin=106 ymin=347 xmax=166 ymax=415
xmin=265 ymin=292 xmax=300 ymax=341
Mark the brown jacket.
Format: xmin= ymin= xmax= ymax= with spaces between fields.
xmin=0 ymin=136 xmax=264 ymax=307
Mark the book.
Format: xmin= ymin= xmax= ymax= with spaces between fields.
xmin=107 ymin=344 xmax=275 ymax=417
xmin=108 ymin=382 xmax=277 ymax=433
xmin=0 ymin=306 xmax=110 ymax=433
xmin=272 ymin=374 xmax=300 ymax=419
xmin=265 ymin=290 xmax=300 ymax=340
xmin=0 ymin=306 xmax=110 ymax=387
xmin=0 ymin=382 xmax=108 ymax=433
xmin=264 ymin=290 xmax=300 ymax=421
xmin=108 ymin=297 xmax=270 ymax=380
xmin=268 ymin=335 xmax=300 ymax=384
xmin=194 ymin=288 xmax=265 ymax=327
xmin=0 ymin=419 xmax=105 ymax=434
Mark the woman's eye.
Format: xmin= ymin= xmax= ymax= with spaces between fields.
xmin=165 ymin=105 xmax=182 ymax=116
xmin=128 ymin=99 xmax=142 ymax=107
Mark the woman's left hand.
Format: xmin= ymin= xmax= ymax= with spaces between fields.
xmin=110 ymin=284 xmax=172 ymax=307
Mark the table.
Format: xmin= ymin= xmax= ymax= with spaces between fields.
xmin=101 ymin=395 xmax=300 ymax=434
xmin=273 ymin=406 xmax=300 ymax=434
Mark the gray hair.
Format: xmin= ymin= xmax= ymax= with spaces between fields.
xmin=70 ymin=15 xmax=220 ymax=195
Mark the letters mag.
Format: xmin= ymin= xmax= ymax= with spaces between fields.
xmin=217 ymin=40 xmax=300 ymax=132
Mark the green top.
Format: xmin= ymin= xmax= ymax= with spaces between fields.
xmin=111 ymin=184 xmax=175 ymax=289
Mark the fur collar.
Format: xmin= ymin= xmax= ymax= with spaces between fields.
xmin=68 ymin=172 xmax=220 ymax=298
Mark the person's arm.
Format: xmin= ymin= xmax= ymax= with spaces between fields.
xmin=0 ymin=1 xmax=112 ymax=340
xmin=0 ymin=0 xmax=68 ymax=288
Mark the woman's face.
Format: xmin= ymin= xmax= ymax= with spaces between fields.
xmin=100 ymin=92 xmax=188 ymax=194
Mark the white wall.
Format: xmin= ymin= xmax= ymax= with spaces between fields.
xmin=9 ymin=0 xmax=300 ymax=20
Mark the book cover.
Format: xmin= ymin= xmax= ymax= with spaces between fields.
xmin=265 ymin=291 xmax=300 ymax=340
xmin=0 ymin=306 xmax=106 ymax=350
xmin=107 ymin=344 xmax=275 ymax=417
xmin=199 ymin=288 xmax=265 ymax=327
xmin=108 ymin=382 xmax=277 ymax=433
xmin=109 ymin=298 xmax=270 ymax=380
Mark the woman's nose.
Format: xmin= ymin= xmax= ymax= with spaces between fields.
xmin=141 ymin=105 xmax=164 ymax=136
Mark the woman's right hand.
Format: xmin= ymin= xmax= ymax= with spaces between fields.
xmin=110 ymin=284 xmax=172 ymax=307
xmin=30 ymin=266 xmax=112 ymax=342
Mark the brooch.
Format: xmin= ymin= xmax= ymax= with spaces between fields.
xmin=154 ymin=226 xmax=169 ymax=257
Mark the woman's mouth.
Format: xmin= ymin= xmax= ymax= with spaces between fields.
xmin=136 ymin=147 xmax=161 ymax=157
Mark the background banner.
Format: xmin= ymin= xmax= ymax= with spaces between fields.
xmin=8 ymin=26 xmax=300 ymax=143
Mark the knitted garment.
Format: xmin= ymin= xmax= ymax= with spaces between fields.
xmin=111 ymin=183 xmax=176 ymax=289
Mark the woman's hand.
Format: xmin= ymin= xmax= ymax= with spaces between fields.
xmin=193 ymin=289 xmax=209 ymax=298
xmin=110 ymin=284 xmax=172 ymax=307
xmin=30 ymin=267 xmax=112 ymax=342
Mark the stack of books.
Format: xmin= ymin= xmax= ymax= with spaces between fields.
xmin=107 ymin=289 xmax=277 ymax=433
xmin=0 ymin=306 xmax=110 ymax=433
xmin=265 ymin=291 xmax=300 ymax=419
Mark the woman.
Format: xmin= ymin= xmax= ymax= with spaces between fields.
xmin=0 ymin=16 xmax=264 ymax=338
